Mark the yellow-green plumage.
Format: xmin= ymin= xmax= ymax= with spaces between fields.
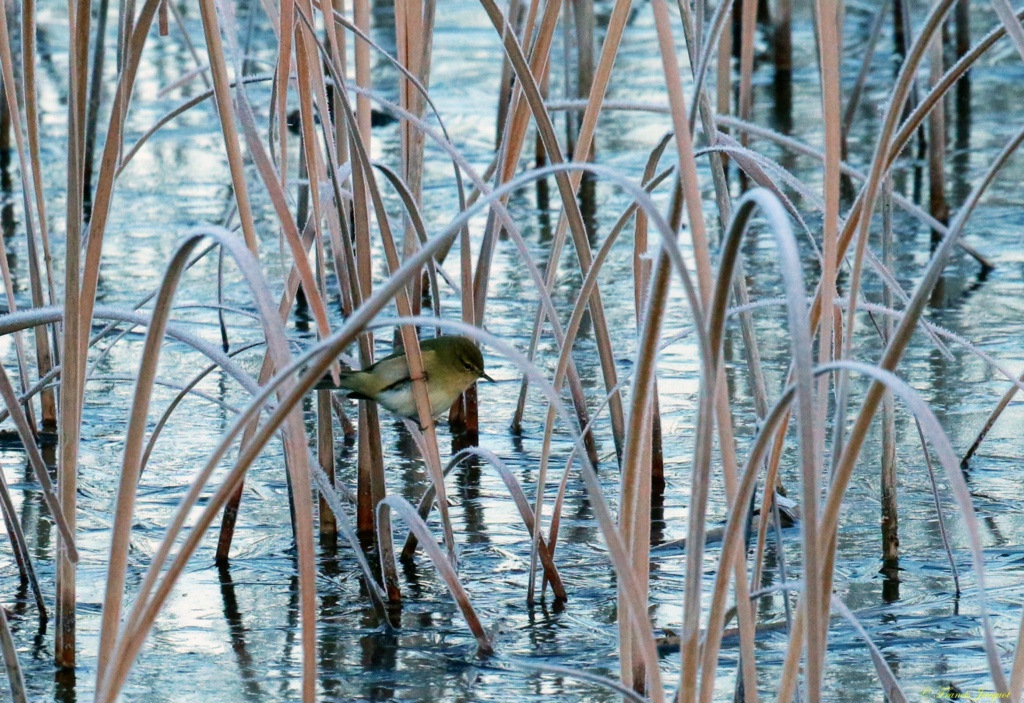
xmin=317 ymin=335 xmax=492 ymax=419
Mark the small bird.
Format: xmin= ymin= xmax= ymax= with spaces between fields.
xmin=316 ymin=335 xmax=494 ymax=419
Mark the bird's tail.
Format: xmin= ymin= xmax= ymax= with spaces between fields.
xmin=313 ymin=370 xmax=371 ymax=399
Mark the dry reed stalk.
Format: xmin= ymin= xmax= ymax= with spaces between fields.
xmin=0 ymin=41 xmax=8 ymax=152
xmin=738 ymin=0 xmax=757 ymax=153
xmin=4 ymin=2 xmax=57 ymax=428
xmin=0 ymin=456 xmax=46 ymax=619
xmin=927 ymin=3 xmax=948 ymax=244
xmin=63 ymin=11 xmax=165 ymax=657
xmin=195 ymin=0 xmax=258 ymax=253
xmin=0 ymin=1 xmax=50 ymax=433
xmin=313 ymin=8 xmax=473 ymax=300
xmin=499 ymin=660 xmax=651 ymax=701
xmin=214 ymin=221 xmax=318 ymax=562
xmin=89 ymin=374 xmax=240 ymax=411
xmin=272 ymin=0 xmax=292 ymax=194
xmin=0 ymin=217 xmax=36 ymax=426
xmin=894 ymin=7 xmax=1024 ymax=165
xmin=955 ymin=0 xmax=970 ymax=57
xmin=0 ymin=331 xmax=80 ymax=536
xmin=1011 ymin=614 xmax=1024 ymax=701
xmin=774 ymin=0 xmax=792 ymax=73
xmin=531 ymin=171 xmax=679 ymax=608
xmin=880 ymin=176 xmax=898 ymax=565
xmin=572 ymin=0 xmax=595 ymax=153
xmin=290 ymin=15 xmax=346 ymax=544
xmin=842 ymin=0 xmax=889 ymax=136
xmin=0 ymin=306 xmax=265 ymax=393
xmin=83 ymin=0 xmax=110 ymax=211
xmin=0 ymin=603 xmax=26 ymax=703
xmin=253 ymin=28 xmax=331 ymax=340
xmin=829 ymin=596 xmax=908 ymax=702
xmin=540 ymin=168 xmax=675 ymax=597
xmin=914 ymin=419 xmax=958 ymax=593
xmin=670 ymin=32 xmax=760 ymax=649
xmin=680 ymin=11 xmax=777 ymax=579
xmin=395 ymin=0 xmax=432 ymax=316
xmin=809 ymin=0 xmax=843 ymax=691
xmin=350 ymin=99 xmax=385 ymax=539
xmin=717 ymin=0 xmax=731 ymax=172
xmin=318 ymin=388 xmax=337 ymax=538
xmin=118 ymin=74 xmax=271 ymax=171
xmin=166 ymin=0 xmax=212 ymax=91
xmin=991 ymin=0 xmax=1024 ymax=61
xmin=619 ymin=309 xmax=658 ymax=691
xmin=117 ymin=0 xmax=135 ymax=70
xmin=354 ymin=0 xmax=370 ymax=139
xmin=962 ymin=371 xmax=1024 ymax=466
xmin=751 ymin=388 xmax=793 ymax=590
xmin=56 ymin=0 xmax=96 ymax=666
xmin=326 ymin=0 xmax=347 ymax=166
xmin=456 ymin=181 xmax=477 ymax=433
xmin=372 ymin=167 xmax=445 ymax=329
xmin=217 ymin=385 xmax=290 ymax=562
xmin=21 ymin=0 xmax=60 ymax=427
xmin=495 ymin=0 xmax=521 ymax=143
xmin=251 ymin=8 xmax=364 ymax=556
xmin=632 ymin=137 xmax=669 ymax=487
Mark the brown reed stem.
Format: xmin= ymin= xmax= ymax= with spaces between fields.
xmin=880 ymin=175 xmax=899 ymax=566
xmin=83 ymin=0 xmax=109 ymax=215
xmin=774 ymin=0 xmax=792 ymax=73
xmin=0 ymin=601 xmax=26 ymax=703
xmin=318 ymin=389 xmax=337 ymax=539
xmin=928 ymin=14 xmax=949 ymax=246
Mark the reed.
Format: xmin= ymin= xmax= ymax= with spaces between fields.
xmin=3 ymin=0 xmax=1024 ymax=700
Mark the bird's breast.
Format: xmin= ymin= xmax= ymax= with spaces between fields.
xmin=376 ymin=376 xmax=473 ymax=419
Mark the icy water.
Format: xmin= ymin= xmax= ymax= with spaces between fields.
xmin=4 ymin=0 xmax=1024 ymax=701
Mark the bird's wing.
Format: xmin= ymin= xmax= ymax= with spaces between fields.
xmin=362 ymin=347 xmax=438 ymax=393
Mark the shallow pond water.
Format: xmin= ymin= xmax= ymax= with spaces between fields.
xmin=3 ymin=0 xmax=1024 ymax=701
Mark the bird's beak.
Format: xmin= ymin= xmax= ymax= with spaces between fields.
xmin=480 ymin=372 xmax=496 ymax=383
